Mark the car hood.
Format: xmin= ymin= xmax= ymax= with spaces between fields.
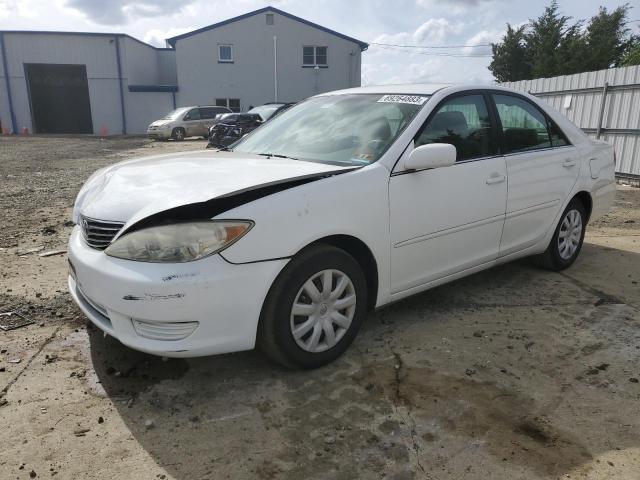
xmin=74 ymin=150 xmax=354 ymax=232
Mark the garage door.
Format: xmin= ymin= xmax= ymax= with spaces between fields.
xmin=25 ymin=64 xmax=93 ymax=134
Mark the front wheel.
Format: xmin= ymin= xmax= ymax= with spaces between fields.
xmin=537 ymin=199 xmax=586 ymax=271
xmin=258 ymin=244 xmax=367 ymax=369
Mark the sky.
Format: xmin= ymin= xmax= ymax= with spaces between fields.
xmin=1 ymin=0 xmax=638 ymax=85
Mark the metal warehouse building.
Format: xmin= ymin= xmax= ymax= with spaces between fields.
xmin=0 ymin=6 xmax=367 ymax=136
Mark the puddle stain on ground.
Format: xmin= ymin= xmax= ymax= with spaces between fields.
xmin=256 ymin=358 xmax=593 ymax=479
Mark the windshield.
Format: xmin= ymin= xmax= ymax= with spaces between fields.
xmin=233 ymin=94 xmax=427 ymax=165
xmin=161 ymin=107 xmax=189 ymax=120
xmin=248 ymin=104 xmax=282 ymax=121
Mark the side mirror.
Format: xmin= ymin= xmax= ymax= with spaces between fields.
xmin=404 ymin=143 xmax=456 ymax=171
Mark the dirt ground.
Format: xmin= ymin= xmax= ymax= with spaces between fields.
xmin=1 ymin=135 xmax=639 ymax=480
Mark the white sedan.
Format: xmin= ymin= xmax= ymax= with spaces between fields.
xmin=68 ymin=84 xmax=615 ymax=368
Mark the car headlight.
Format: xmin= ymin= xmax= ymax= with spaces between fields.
xmin=104 ymin=221 xmax=253 ymax=263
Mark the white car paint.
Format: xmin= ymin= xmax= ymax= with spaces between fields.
xmin=68 ymin=83 xmax=616 ymax=358
xmin=73 ymin=151 xmax=354 ymax=236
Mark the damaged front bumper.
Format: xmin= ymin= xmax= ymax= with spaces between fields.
xmin=67 ymin=226 xmax=288 ymax=357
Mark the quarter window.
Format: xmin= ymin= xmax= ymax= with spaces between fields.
xmin=218 ymin=44 xmax=234 ymax=63
xmin=303 ymin=46 xmax=328 ymax=66
xmin=415 ymin=94 xmax=495 ymax=162
xmin=493 ymin=94 xmax=552 ymax=153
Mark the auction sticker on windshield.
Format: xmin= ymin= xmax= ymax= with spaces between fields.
xmin=377 ymin=94 xmax=428 ymax=105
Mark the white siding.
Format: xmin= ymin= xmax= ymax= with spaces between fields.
xmin=174 ymin=11 xmax=362 ymax=109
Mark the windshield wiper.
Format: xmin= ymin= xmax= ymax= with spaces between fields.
xmin=258 ymin=152 xmax=298 ymax=160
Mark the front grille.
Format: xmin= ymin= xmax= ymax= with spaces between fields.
xmin=80 ymin=216 xmax=125 ymax=250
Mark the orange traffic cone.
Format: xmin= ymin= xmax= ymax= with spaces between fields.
xmin=21 ymin=126 xmax=29 ymax=136
xmin=99 ymin=125 xmax=108 ymax=137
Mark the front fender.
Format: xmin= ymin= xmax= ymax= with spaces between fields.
xmin=218 ymin=164 xmax=392 ymax=305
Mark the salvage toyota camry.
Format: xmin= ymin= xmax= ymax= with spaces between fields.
xmin=68 ymin=84 xmax=615 ymax=368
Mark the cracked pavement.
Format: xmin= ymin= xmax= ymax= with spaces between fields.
xmin=1 ymin=136 xmax=640 ymax=479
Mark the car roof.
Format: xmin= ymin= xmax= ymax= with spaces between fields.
xmin=316 ymin=83 xmax=534 ymax=97
xmin=318 ymin=84 xmax=451 ymax=96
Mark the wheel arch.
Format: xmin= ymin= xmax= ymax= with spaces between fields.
xmin=303 ymin=234 xmax=379 ymax=311
xmin=573 ymin=191 xmax=593 ymax=222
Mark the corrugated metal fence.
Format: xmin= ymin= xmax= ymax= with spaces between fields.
xmin=503 ymin=65 xmax=640 ymax=182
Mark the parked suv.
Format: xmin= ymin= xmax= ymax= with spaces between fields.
xmin=147 ymin=106 xmax=233 ymax=141
xmin=207 ymin=103 xmax=294 ymax=148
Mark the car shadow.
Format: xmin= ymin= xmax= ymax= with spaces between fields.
xmin=88 ymin=242 xmax=640 ymax=479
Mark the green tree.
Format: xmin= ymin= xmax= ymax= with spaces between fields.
xmin=582 ymin=5 xmax=635 ymax=69
xmin=526 ymin=1 xmax=583 ymax=78
xmin=488 ymin=24 xmax=531 ymax=82
xmin=620 ymin=43 xmax=640 ymax=66
xmin=488 ymin=1 xmax=640 ymax=81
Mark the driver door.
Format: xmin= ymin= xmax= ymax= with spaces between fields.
xmin=389 ymin=92 xmax=507 ymax=296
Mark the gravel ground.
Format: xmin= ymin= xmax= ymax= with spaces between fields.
xmin=1 ymin=135 xmax=639 ymax=480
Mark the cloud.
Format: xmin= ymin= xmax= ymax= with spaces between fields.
xmin=143 ymin=27 xmax=193 ymax=47
xmin=64 ymin=0 xmax=195 ymax=25
xmin=416 ymin=0 xmax=494 ymax=7
xmin=372 ymin=18 xmax=463 ymax=47
xmin=416 ymin=0 xmax=500 ymax=15
xmin=462 ymin=29 xmax=503 ymax=54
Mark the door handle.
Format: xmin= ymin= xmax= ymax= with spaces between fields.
xmin=562 ymin=159 xmax=577 ymax=168
xmin=486 ymin=173 xmax=506 ymax=185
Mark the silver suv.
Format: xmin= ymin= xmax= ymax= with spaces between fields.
xmin=147 ymin=106 xmax=233 ymax=141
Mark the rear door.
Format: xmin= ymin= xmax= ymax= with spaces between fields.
xmin=490 ymin=93 xmax=580 ymax=257
xmin=199 ymin=107 xmax=225 ymax=133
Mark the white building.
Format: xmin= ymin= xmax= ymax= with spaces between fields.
xmin=0 ymin=6 xmax=367 ymax=135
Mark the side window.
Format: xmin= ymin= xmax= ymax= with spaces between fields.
xmin=218 ymin=45 xmax=234 ymax=63
xmin=493 ymin=94 xmax=551 ymax=153
xmin=548 ymin=117 xmax=570 ymax=147
xmin=184 ymin=108 xmax=200 ymax=121
xmin=415 ymin=94 xmax=495 ymax=162
xmin=302 ymin=46 xmax=328 ymax=66
xmin=199 ymin=108 xmax=215 ymax=119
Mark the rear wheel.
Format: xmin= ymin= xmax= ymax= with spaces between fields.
xmin=258 ymin=244 xmax=367 ymax=369
xmin=537 ymin=198 xmax=586 ymax=271
xmin=171 ymin=127 xmax=185 ymax=141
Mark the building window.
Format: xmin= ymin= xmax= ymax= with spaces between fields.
xmin=266 ymin=13 xmax=274 ymax=25
xmin=216 ymin=98 xmax=241 ymax=112
xmin=302 ymin=46 xmax=328 ymax=67
xmin=218 ymin=44 xmax=234 ymax=63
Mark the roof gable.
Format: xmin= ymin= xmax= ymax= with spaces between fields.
xmin=166 ymin=6 xmax=368 ymax=50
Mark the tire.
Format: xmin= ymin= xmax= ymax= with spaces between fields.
xmin=537 ymin=198 xmax=587 ymax=271
xmin=171 ymin=127 xmax=185 ymax=141
xmin=258 ymin=244 xmax=368 ymax=369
